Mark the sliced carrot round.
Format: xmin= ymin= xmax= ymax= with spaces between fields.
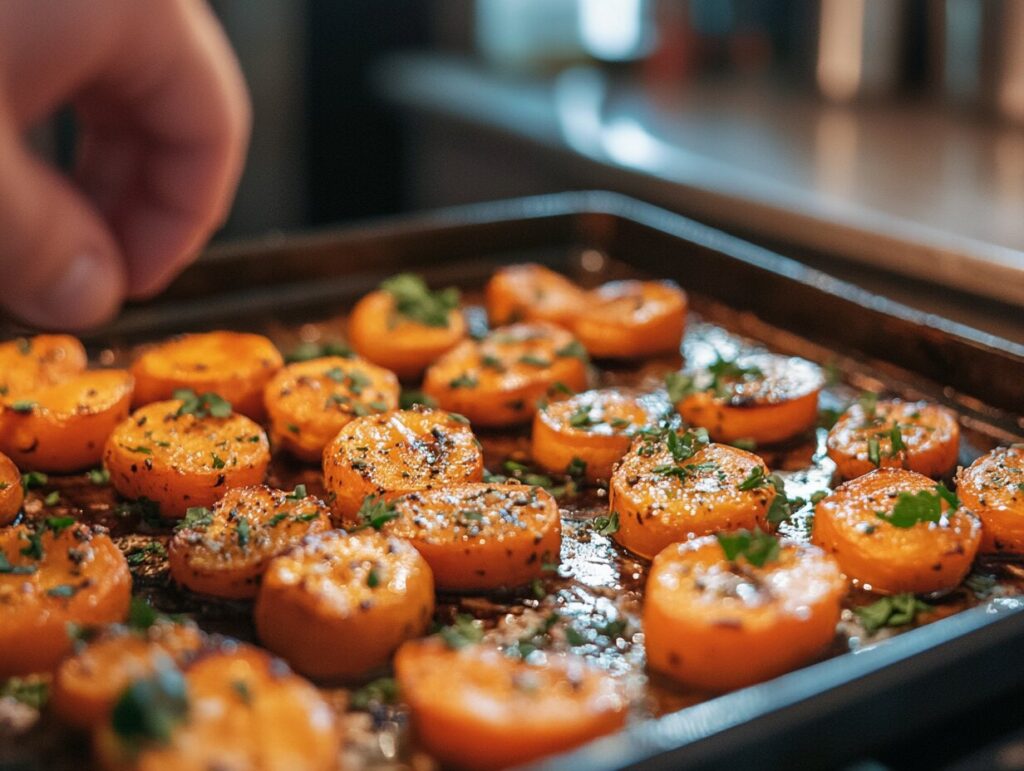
xmin=52 ymin=621 xmax=205 ymax=730
xmin=263 ymin=355 xmax=399 ymax=462
xmin=0 ymin=369 xmax=134 ymax=473
xmin=130 ymin=331 xmax=283 ymax=421
xmin=645 ymin=535 xmax=845 ymax=691
xmin=675 ymin=353 xmax=823 ymax=445
xmin=348 ymin=276 xmax=466 ymax=379
xmin=94 ymin=644 xmax=340 ymax=771
xmin=322 ymin=406 xmax=484 ymax=523
xmin=573 ymin=280 xmax=687 ymax=359
xmin=395 ymin=638 xmax=627 ymax=771
xmin=0 ymin=451 xmax=24 ymax=526
xmin=609 ymin=432 xmax=775 ymax=559
xmin=955 ymin=445 xmax=1024 ymax=554
xmin=104 ymin=400 xmax=270 ymax=519
xmin=485 ymin=263 xmax=587 ymax=327
xmin=255 ymin=530 xmax=435 ymax=680
xmin=812 ymin=468 xmax=980 ymax=594
xmin=422 ymin=322 xmax=589 ymax=427
xmin=0 ymin=335 xmax=87 ymax=401
xmin=826 ymin=399 xmax=959 ymax=481
xmin=532 ymin=388 xmax=670 ymax=481
xmin=382 ymin=483 xmax=561 ymax=592
xmin=168 ymin=485 xmax=332 ymax=599
xmin=0 ymin=522 xmax=131 ymax=677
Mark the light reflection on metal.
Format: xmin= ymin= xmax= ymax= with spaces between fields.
xmin=578 ymin=0 xmax=650 ymax=62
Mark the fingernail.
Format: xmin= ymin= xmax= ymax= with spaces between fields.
xmin=24 ymin=252 xmax=124 ymax=330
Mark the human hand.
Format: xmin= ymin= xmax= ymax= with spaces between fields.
xmin=0 ymin=0 xmax=250 ymax=329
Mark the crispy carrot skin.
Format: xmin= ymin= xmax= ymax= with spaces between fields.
xmin=104 ymin=399 xmax=270 ymax=518
xmin=423 ymin=322 xmax=589 ymax=427
xmin=532 ymin=388 xmax=670 ymax=481
xmin=130 ymin=331 xmax=283 ymax=421
xmin=396 ymin=638 xmax=627 ymax=771
xmin=812 ymin=468 xmax=980 ymax=594
xmin=574 ymin=280 xmax=687 ymax=359
xmin=609 ymin=435 xmax=775 ymax=559
xmin=0 ymin=451 xmax=24 ymax=525
xmin=0 ymin=334 xmax=87 ymax=401
xmin=263 ymin=355 xmax=400 ymax=462
xmin=322 ymin=405 xmax=484 ymax=523
xmin=485 ymin=263 xmax=588 ymax=327
xmin=168 ymin=485 xmax=331 ymax=599
xmin=645 ymin=536 xmax=846 ymax=691
xmin=0 ymin=369 xmax=134 ymax=473
xmin=348 ymin=289 xmax=467 ymax=379
xmin=675 ymin=353 xmax=824 ymax=445
xmin=93 ymin=644 xmax=341 ymax=771
xmin=255 ymin=530 xmax=435 ymax=680
xmin=383 ymin=483 xmax=562 ymax=591
xmin=0 ymin=522 xmax=131 ymax=677
xmin=956 ymin=445 xmax=1024 ymax=554
xmin=827 ymin=399 xmax=960 ymax=480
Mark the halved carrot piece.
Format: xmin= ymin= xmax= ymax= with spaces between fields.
xmin=422 ymin=322 xmax=589 ymax=427
xmin=826 ymin=398 xmax=959 ymax=481
xmin=573 ymin=280 xmax=687 ymax=359
xmin=255 ymin=530 xmax=434 ymax=680
xmin=104 ymin=400 xmax=270 ymax=519
xmin=0 ymin=451 xmax=24 ymax=525
xmin=0 ymin=334 xmax=87 ymax=401
xmin=263 ymin=355 xmax=399 ymax=462
xmin=645 ymin=535 xmax=845 ymax=691
xmin=94 ymin=644 xmax=340 ymax=771
xmin=348 ymin=274 xmax=466 ymax=379
xmin=673 ymin=352 xmax=824 ymax=445
xmin=609 ymin=432 xmax=775 ymax=559
xmin=532 ymin=388 xmax=671 ymax=481
xmin=323 ymin=405 xmax=484 ymax=523
xmin=0 ymin=369 xmax=134 ymax=473
xmin=485 ymin=263 xmax=588 ymax=327
xmin=812 ymin=468 xmax=980 ymax=594
xmin=130 ymin=331 xmax=283 ymax=421
xmin=395 ymin=638 xmax=627 ymax=771
xmin=168 ymin=485 xmax=332 ymax=599
xmin=382 ymin=483 xmax=561 ymax=592
xmin=956 ymin=445 xmax=1024 ymax=554
xmin=0 ymin=521 xmax=131 ymax=677
xmin=52 ymin=621 xmax=205 ymax=730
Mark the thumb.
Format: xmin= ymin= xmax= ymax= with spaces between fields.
xmin=0 ymin=112 xmax=127 ymax=330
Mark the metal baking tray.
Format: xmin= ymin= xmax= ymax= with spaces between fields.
xmin=7 ymin=191 xmax=1024 ymax=771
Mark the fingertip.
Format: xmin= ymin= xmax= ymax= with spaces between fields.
xmin=8 ymin=249 xmax=127 ymax=330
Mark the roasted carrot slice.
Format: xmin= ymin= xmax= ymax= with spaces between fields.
xmin=322 ymin=405 xmax=483 ymax=523
xmin=956 ymin=446 xmax=1024 ymax=554
xmin=0 ymin=334 xmax=87 ymax=401
xmin=348 ymin=274 xmax=466 ymax=379
xmin=382 ymin=483 xmax=561 ymax=592
xmin=104 ymin=399 xmax=270 ymax=519
xmin=0 ymin=369 xmax=134 ymax=473
xmin=0 ymin=451 xmax=24 ymax=526
xmin=812 ymin=468 xmax=980 ymax=594
xmin=93 ymin=644 xmax=340 ymax=771
xmin=484 ymin=263 xmax=588 ymax=327
xmin=609 ymin=431 xmax=776 ymax=559
xmin=573 ymin=280 xmax=687 ymax=359
xmin=673 ymin=352 xmax=824 ymax=445
xmin=0 ymin=522 xmax=131 ymax=677
xmin=645 ymin=534 xmax=845 ymax=691
xmin=422 ymin=322 xmax=589 ymax=427
xmin=130 ymin=331 xmax=283 ymax=421
xmin=263 ymin=355 xmax=400 ymax=462
xmin=395 ymin=638 xmax=627 ymax=771
xmin=52 ymin=621 xmax=205 ymax=730
xmin=532 ymin=388 xmax=671 ymax=481
xmin=168 ymin=485 xmax=331 ymax=599
xmin=826 ymin=398 xmax=959 ymax=481
xmin=255 ymin=530 xmax=434 ymax=680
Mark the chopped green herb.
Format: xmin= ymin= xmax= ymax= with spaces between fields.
xmin=87 ymin=467 xmax=110 ymax=486
xmin=439 ymin=614 xmax=484 ymax=649
xmin=856 ymin=593 xmax=931 ymax=633
xmin=875 ymin=484 xmax=959 ymax=529
xmin=448 ymin=373 xmax=478 ymax=389
xmin=43 ymin=491 xmax=61 ymax=506
xmin=665 ymin=371 xmax=696 ymax=402
xmin=716 ymin=528 xmax=780 ymax=567
xmin=518 ymin=354 xmax=551 ymax=368
xmin=111 ymin=663 xmax=189 ymax=747
xmin=173 ymin=389 xmax=232 ymax=420
xmin=45 ymin=516 xmax=75 ymax=534
xmin=9 ymin=400 xmax=36 ymax=413
xmin=566 ymin=457 xmax=587 ymax=479
xmin=738 ymin=466 xmax=769 ymax=491
xmin=356 ymin=495 xmax=399 ymax=530
xmin=380 ymin=273 xmax=459 ymax=327
xmin=732 ymin=438 xmax=758 ymax=451
xmin=0 ymin=552 xmax=36 ymax=575
xmin=858 ymin=391 xmax=879 ymax=423
xmin=210 ymin=453 xmax=226 ymax=470
xmin=284 ymin=484 xmax=308 ymax=500
xmin=889 ymin=425 xmax=906 ymax=455
xmin=20 ymin=531 xmax=44 ymax=560
xmin=349 ymin=677 xmax=398 ymax=710
xmin=567 ymin=405 xmax=594 ymax=428
xmin=127 ymin=597 xmax=161 ymax=631
xmin=964 ymin=572 xmax=998 ymax=599
xmin=125 ymin=542 xmax=167 ymax=566
xmin=480 ymin=354 xmax=505 ymax=371
xmin=555 ymin=340 xmax=588 ymax=360
xmin=21 ymin=471 xmax=48 ymax=489
xmin=285 ymin=340 xmax=354 ymax=363
xmin=766 ymin=474 xmax=797 ymax=524
xmin=175 ymin=506 xmax=213 ymax=532
xmin=236 ymin=518 xmax=251 ymax=548
xmin=817 ymin=408 xmax=843 ymax=430
xmin=0 ymin=677 xmax=49 ymax=710
xmin=530 ymin=578 xmax=546 ymax=600
xmin=267 ymin=513 xmax=289 ymax=527
xmin=867 ymin=436 xmax=881 ymax=467
xmin=592 ymin=511 xmax=620 ymax=536
xmin=399 ymin=389 xmax=437 ymax=409
xmin=366 ymin=568 xmax=381 ymax=588
xmin=16 ymin=337 xmax=31 ymax=355
xmin=120 ymin=444 xmax=152 ymax=455
xmin=47 ymin=584 xmax=78 ymax=598
xmin=564 ymin=626 xmax=588 ymax=646
xmin=230 ymin=680 xmax=251 ymax=705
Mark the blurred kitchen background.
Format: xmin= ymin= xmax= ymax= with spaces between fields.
xmin=205 ymin=1 xmax=1022 ymax=336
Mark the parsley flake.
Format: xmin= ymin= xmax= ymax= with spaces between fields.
xmin=716 ymin=528 xmax=780 ymax=567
